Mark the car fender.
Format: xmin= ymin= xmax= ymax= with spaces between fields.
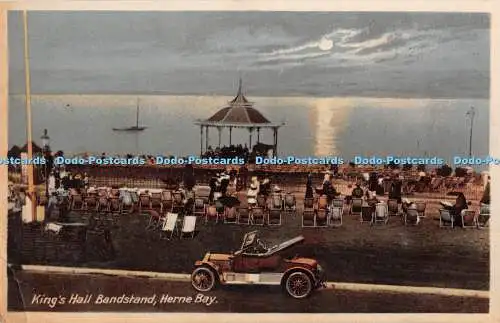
xmin=281 ymin=267 xmax=316 ymax=286
xmin=193 ymin=261 xmax=221 ymax=281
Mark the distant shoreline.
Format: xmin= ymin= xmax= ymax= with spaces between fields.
xmin=7 ymin=93 xmax=490 ymax=101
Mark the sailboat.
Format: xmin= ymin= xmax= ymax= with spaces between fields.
xmin=113 ymin=99 xmax=147 ymax=132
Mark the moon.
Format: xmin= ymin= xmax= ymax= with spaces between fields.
xmin=318 ymin=38 xmax=333 ymax=51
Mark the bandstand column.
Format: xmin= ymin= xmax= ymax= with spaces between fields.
xmin=229 ymin=127 xmax=233 ymax=145
xmin=248 ymin=127 xmax=253 ymax=149
xmin=205 ymin=126 xmax=209 ymax=151
xmin=217 ymin=126 xmax=222 ymax=148
xmin=273 ymin=127 xmax=278 ymax=157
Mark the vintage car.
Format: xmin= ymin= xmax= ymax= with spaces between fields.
xmin=191 ymin=231 xmax=326 ymax=299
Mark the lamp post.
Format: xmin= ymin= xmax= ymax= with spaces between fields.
xmin=41 ymin=129 xmax=50 ymax=198
xmin=466 ymin=107 xmax=475 ymax=157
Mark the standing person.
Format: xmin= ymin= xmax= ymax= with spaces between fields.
xmin=219 ymin=171 xmax=231 ymax=196
xmin=305 ymin=173 xmax=314 ymax=199
xmin=183 ymin=164 xmax=196 ymax=191
xmin=239 ymin=165 xmax=248 ymax=190
xmin=389 ymin=176 xmax=403 ymax=204
xmin=208 ymin=173 xmax=218 ymax=203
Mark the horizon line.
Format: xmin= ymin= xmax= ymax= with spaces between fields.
xmin=7 ymin=92 xmax=490 ymax=101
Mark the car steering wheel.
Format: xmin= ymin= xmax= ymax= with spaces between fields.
xmin=257 ymin=239 xmax=268 ymax=250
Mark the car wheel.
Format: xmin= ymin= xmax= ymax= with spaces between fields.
xmin=285 ymin=271 xmax=313 ymax=299
xmin=191 ymin=267 xmax=217 ymax=292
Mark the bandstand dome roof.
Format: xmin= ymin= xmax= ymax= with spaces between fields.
xmin=195 ymin=79 xmax=284 ymax=128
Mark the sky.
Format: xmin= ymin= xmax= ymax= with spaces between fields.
xmin=8 ymin=11 xmax=490 ymax=99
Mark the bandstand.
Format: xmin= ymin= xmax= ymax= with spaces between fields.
xmin=195 ymin=79 xmax=285 ymax=157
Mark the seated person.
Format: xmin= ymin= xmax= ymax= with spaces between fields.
xmin=443 ymin=193 xmax=468 ymax=226
xmin=247 ymin=184 xmax=258 ymax=207
xmin=351 ymin=184 xmax=364 ymax=199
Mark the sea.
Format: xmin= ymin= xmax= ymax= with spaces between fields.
xmin=8 ymin=94 xmax=490 ymax=169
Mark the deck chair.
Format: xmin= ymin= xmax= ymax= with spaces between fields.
xmin=159 ymin=212 xmax=179 ymax=240
xmin=138 ymin=194 xmax=152 ymax=214
xmin=405 ymin=209 xmax=419 ymax=226
xmin=108 ymin=197 xmax=122 ymax=214
xmin=316 ymin=208 xmax=328 ymax=227
xmin=387 ymin=199 xmax=399 ymax=216
xmin=332 ymin=198 xmax=344 ymax=208
xmin=146 ymin=209 xmax=163 ymax=230
xmin=360 ymin=206 xmax=374 ymax=224
xmin=374 ymin=203 xmax=389 ymax=225
xmin=238 ymin=207 xmax=251 ymax=225
xmin=83 ymin=194 xmax=98 ymax=212
xmin=97 ymin=196 xmax=109 ymax=213
xmin=172 ymin=191 xmax=184 ymax=214
xmin=180 ymin=215 xmax=197 ymax=239
xmin=193 ymin=198 xmax=206 ymax=218
xmin=270 ymin=194 xmax=283 ymax=210
xmin=161 ymin=190 xmax=173 ymax=212
xmin=303 ymin=198 xmax=316 ymax=227
xmin=478 ymin=204 xmax=490 ymax=228
xmin=415 ymin=201 xmax=426 ymax=218
xmin=268 ymin=208 xmax=282 ymax=226
xmin=329 ymin=206 xmax=343 ymax=227
xmin=284 ymin=193 xmax=296 ymax=214
xmin=256 ymin=195 xmax=267 ymax=209
xmin=350 ymin=198 xmax=363 ymax=216
xmin=71 ymin=194 xmax=84 ymax=211
xmin=439 ymin=209 xmax=454 ymax=228
xmin=251 ymin=207 xmax=266 ymax=225
xmin=151 ymin=192 xmax=163 ymax=212
xmin=224 ymin=206 xmax=238 ymax=224
xmin=461 ymin=209 xmax=477 ymax=228
xmin=205 ymin=204 xmax=219 ymax=223
xmin=195 ymin=185 xmax=211 ymax=204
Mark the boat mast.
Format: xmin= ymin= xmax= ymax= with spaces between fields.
xmin=136 ymin=98 xmax=139 ymax=128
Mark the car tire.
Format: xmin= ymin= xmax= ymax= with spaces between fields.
xmin=191 ymin=266 xmax=217 ymax=292
xmin=284 ymin=271 xmax=313 ymax=299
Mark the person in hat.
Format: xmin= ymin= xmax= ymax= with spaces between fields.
xmin=219 ymin=171 xmax=231 ymax=196
xmin=247 ymin=183 xmax=259 ymax=207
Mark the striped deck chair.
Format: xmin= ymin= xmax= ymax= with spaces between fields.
xmin=478 ymin=204 xmax=490 ymax=229
xmin=238 ymin=207 xmax=251 ymax=225
xmin=405 ymin=209 xmax=420 ymax=226
xmin=171 ymin=191 xmax=184 ymax=214
xmin=205 ymin=204 xmax=219 ymax=224
xmin=374 ymin=203 xmax=389 ymax=225
xmin=146 ymin=209 xmax=163 ymax=230
xmin=439 ymin=209 xmax=454 ymax=228
xmin=161 ymin=190 xmax=173 ymax=211
xmin=415 ymin=201 xmax=426 ymax=218
xmin=97 ymin=196 xmax=109 ymax=213
xmin=224 ymin=206 xmax=238 ymax=224
xmin=83 ymin=194 xmax=98 ymax=212
xmin=159 ymin=213 xmax=179 ymax=240
xmin=70 ymin=194 xmax=84 ymax=211
xmin=151 ymin=192 xmax=163 ymax=212
xmin=387 ymin=199 xmax=399 ymax=216
xmin=193 ymin=198 xmax=206 ymax=218
xmin=461 ymin=209 xmax=477 ymax=229
xmin=251 ymin=207 xmax=266 ymax=226
xmin=138 ymin=194 xmax=152 ymax=214
xmin=181 ymin=215 xmax=197 ymax=239
xmin=350 ymin=198 xmax=363 ymax=216
xmin=316 ymin=196 xmax=329 ymax=227
xmin=329 ymin=206 xmax=343 ymax=227
xmin=284 ymin=193 xmax=296 ymax=215
xmin=303 ymin=198 xmax=316 ymax=227
xmin=360 ymin=205 xmax=374 ymax=224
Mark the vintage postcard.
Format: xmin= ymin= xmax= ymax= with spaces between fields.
xmin=0 ymin=1 xmax=498 ymax=323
